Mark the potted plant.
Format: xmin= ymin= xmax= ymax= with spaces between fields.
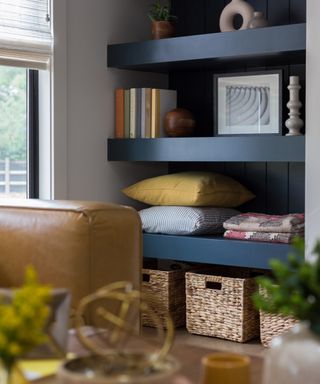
xmin=148 ymin=0 xmax=177 ymax=39
xmin=0 ymin=266 xmax=51 ymax=384
xmin=253 ymin=238 xmax=320 ymax=384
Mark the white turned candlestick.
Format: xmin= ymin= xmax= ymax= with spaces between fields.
xmin=285 ymin=76 xmax=304 ymax=136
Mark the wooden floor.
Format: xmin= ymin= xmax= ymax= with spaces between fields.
xmin=142 ymin=327 xmax=266 ymax=383
xmin=174 ymin=328 xmax=266 ymax=358
xmin=143 ymin=327 xmax=266 ymax=358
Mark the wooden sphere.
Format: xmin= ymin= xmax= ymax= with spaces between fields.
xmin=164 ymin=108 xmax=196 ymax=137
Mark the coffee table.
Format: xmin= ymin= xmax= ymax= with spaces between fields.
xmin=36 ymin=333 xmax=263 ymax=383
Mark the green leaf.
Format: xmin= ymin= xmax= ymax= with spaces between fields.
xmin=253 ymin=239 xmax=320 ymax=330
xmin=148 ymin=0 xmax=177 ymax=22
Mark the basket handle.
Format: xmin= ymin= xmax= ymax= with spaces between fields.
xmin=204 ymin=275 xmax=223 ymax=291
xmin=206 ymin=281 xmax=222 ymax=290
xmin=142 ymin=273 xmax=150 ymax=283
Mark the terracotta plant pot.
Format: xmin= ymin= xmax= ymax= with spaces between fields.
xmin=164 ymin=108 xmax=196 ymax=137
xmin=152 ymin=21 xmax=175 ymax=39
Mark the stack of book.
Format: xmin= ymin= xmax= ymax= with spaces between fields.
xmin=115 ymin=88 xmax=177 ymax=138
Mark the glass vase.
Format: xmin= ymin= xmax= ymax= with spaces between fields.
xmin=248 ymin=11 xmax=268 ymax=29
xmin=0 ymin=362 xmax=12 ymax=384
xmin=263 ymin=322 xmax=320 ymax=384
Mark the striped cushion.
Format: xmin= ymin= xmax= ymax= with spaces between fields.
xmin=139 ymin=206 xmax=239 ymax=235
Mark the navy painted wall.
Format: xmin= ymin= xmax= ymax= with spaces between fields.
xmin=171 ymin=0 xmax=306 ymax=36
xmin=169 ymin=0 xmax=306 ymax=214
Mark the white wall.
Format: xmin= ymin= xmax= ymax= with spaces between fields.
xmin=54 ymin=0 xmax=167 ymax=204
xmin=306 ymin=0 xmax=320 ymax=259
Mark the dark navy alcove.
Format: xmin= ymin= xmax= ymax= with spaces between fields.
xmin=106 ymin=0 xmax=306 ymax=268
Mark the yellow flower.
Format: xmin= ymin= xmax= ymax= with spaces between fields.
xmin=8 ymin=342 xmax=22 ymax=356
xmin=0 ymin=334 xmax=7 ymax=349
xmin=0 ymin=266 xmax=51 ymax=363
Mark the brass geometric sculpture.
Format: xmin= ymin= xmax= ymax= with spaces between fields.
xmin=58 ymin=281 xmax=178 ymax=383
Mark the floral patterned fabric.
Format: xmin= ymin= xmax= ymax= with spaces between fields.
xmin=224 ymin=230 xmax=304 ymax=244
xmin=223 ymin=213 xmax=304 ymax=233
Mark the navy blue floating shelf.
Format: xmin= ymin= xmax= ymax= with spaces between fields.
xmin=143 ymin=233 xmax=292 ymax=269
xmin=108 ymin=136 xmax=305 ymax=162
xmin=107 ymin=23 xmax=306 ymax=72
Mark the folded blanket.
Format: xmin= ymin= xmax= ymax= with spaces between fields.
xmin=224 ymin=230 xmax=304 ymax=244
xmin=223 ymin=213 xmax=304 ymax=233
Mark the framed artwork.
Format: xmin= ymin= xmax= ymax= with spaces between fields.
xmin=214 ymin=70 xmax=282 ymax=136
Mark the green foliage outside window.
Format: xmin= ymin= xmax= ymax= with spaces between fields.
xmin=0 ymin=66 xmax=27 ymax=161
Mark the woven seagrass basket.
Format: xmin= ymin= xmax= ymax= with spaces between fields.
xmin=142 ymin=266 xmax=189 ymax=328
xmin=186 ymin=271 xmax=259 ymax=342
xmin=259 ymin=285 xmax=299 ymax=347
xmin=259 ymin=311 xmax=298 ymax=347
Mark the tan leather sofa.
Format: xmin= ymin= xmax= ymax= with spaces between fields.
xmin=0 ymin=199 xmax=142 ymax=310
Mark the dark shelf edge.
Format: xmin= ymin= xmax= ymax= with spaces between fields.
xmin=143 ymin=233 xmax=291 ymax=269
xmin=107 ymin=23 xmax=306 ymax=72
xmin=107 ymin=136 xmax=305 ymax=163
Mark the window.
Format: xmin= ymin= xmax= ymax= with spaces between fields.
xmin=0 ymin=0 xmax=52 ymax=198
xmin=0 ymin=66 xmax=27 ymax=197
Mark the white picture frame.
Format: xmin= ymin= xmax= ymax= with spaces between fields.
xmin=214 ymin=70 xmax=282 ymax=136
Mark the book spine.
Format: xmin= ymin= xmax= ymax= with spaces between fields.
xmin=151 ymin=88 xmax=159 ymax=138
xmin=135 ymin=88 xmax=142 ymax=138
xmin=144 ymin=88 xmax=152 ymax=138
xmin=129 ymin=88 xmax=136 ymax=139
xmin=154 ymin=89 xmax=160 ymax=138
xmin=141 ymin=88 xmax=146 ymax=138
xmin=115 ymin=88 xmax=125 ymax=138
xmin=124 ymin=89 xmax=130 ymax=138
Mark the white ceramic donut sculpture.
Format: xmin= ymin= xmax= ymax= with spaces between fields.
xmin=219 ymin=0 xmax=255 ymax=32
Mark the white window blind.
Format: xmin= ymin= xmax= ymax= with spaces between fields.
xmin=0 ymin=0 xmax=52 ymax=70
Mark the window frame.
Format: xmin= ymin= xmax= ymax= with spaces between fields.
xmin=27 ymin=69 xmax=39 ymax=198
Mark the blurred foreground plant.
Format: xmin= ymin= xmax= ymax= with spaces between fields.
xmin=253 ymin=238 xmax=320 ymax=336
xmin=0 ymin=266 xmax=51 ymax=381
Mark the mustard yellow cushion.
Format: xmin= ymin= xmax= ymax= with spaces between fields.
xmin=122 ymin=172 xmax=255 ymax=207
